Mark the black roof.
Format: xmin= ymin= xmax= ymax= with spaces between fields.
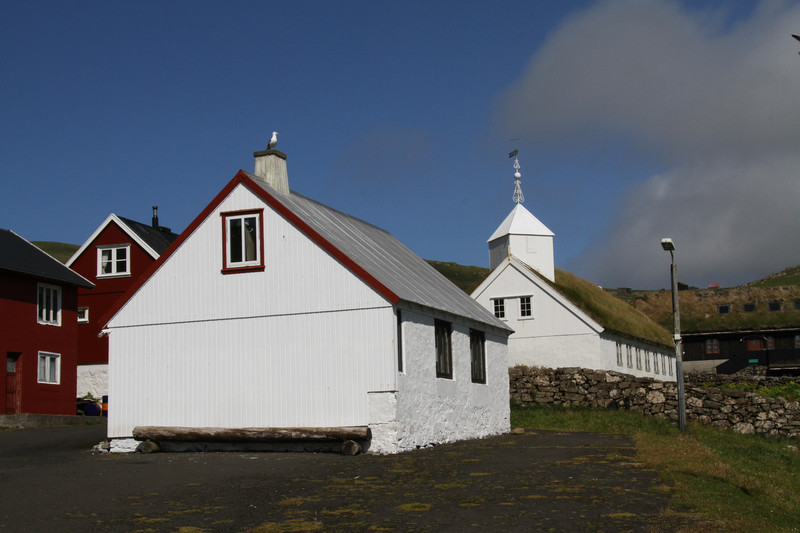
xmin=0 ymin=229 xmax=93 ymax=288
xmin=117 ymin=217 xmax=179 ymax=256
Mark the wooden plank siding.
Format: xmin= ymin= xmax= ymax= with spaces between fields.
xmin=107 ymin=185 xmax=396 ymax=438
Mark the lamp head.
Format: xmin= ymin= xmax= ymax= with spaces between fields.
xmin=661 ymin=238 xmax=675 ymax=251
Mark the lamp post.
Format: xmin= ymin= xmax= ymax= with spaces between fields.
xmin=661 ymin=238 xmax=686 ymax=432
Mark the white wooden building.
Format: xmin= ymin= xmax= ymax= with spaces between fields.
xmin=471 ymin=162 xmax=675 ymax=381
xmin=103 ymin=144 xmax=512 ymax=453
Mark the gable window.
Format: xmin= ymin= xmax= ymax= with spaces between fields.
xmin=743 ymin=303 xmax=755 ymax=313
xmin=717 ymin=304 xmax=730 ymax=315
xmin=77 ymin=307 xmax=89 ymax=324
xmin=434 ymin=319 xmax=453 ymax=379
xmin=493 ymin=299 xmax=505 ymax=319
xmin=470 ymin=329 xmax=486 ymax=384
xmin=97 ymin=244 xmax=130 ymax=277
xmin=38 ymin=351 xmax=60 ymax=384
xmin=705 ymin=339 xmax=720 ymax=355
xmin=520 ymin=296 xmax=532 ymax=318
xmin=37 ymin=283 xmax=61 ymax=325
xmin=222 ymin=209 xmax=264 ymax=272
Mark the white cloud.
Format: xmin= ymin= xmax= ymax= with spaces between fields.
xmin=495 ymin=0 xmax=800 ymax=287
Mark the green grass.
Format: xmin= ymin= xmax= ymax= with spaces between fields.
xmin=425 ymin=260 xmax=490 ymax=294
xmin=713 ymin=381 xmax=800 ymax=402
xmin=748 ymin=265 xmax=800 ymax=288
xmin=31 ymin=241 xmax=79 ymax=264
xmin=511 ymin=403 xmax=800 ymax=532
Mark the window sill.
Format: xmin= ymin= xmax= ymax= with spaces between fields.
xmin=221 ymin=265 xmax=266 ymax=275
xmin=97 ymin=273 xmax=131 ymax=279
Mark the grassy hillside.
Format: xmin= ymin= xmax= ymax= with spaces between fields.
xmin=745 ymin=265 xmax=800 ymax=288
xmin=425 ymin=260 xmax=490 ymax=294
xmin=32 ymin=241 xmax=80 ymax=264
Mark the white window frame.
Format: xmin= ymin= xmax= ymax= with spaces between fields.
xmin=493 ymin=299 xmax=505 ymax=319
xmin=222 ymin=210 xmax=264 ymax=272
xmin=77 ymin=307 xmax=89 ymax=324
xmin=38 ymin=351 xmax=60 ymax=384
xmin=635 ymin=347 xmax=642 ymax=370
xmin=615 ymin=342 xmax=623 ymax=367
xmin=626 ymin=345 xmax=633 ymax=368
xmin=97 ymin=244 xmax=131 ymax=278
xmin=37 ymin=283 xmax=61 ymax=326
xmin=519 ymin=296 xmax=533 ymax=319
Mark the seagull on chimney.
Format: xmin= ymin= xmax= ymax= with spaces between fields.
xmin=268 ymin=131 xmax=279 ymax=149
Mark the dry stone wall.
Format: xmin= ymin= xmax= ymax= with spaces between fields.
xmin=509 ymin=366 xmax=800 ymax=439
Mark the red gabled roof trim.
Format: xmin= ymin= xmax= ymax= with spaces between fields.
xmin=99 ymin=171 xmax=399 ymax=329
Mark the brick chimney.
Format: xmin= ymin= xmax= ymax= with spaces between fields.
xmin=253 ymin=148 xmax=289 ymax=194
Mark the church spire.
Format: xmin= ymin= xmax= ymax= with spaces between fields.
xmin=511 ymin=152 xmax=524 ymax=204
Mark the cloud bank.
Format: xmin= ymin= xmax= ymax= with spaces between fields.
xmin=496 ymin=0 xmax=800 ymax=288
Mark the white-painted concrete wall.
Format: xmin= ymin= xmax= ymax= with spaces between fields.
xmin=77 ymin=364 xmax=108 ymax=399
xmin=371 ymin=307 xmax=509 ymax=454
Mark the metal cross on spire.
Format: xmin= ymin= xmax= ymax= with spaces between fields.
xmin=509 ymin=142 xmax=524 ymax=204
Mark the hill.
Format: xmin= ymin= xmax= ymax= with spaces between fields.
xmin=425 ymin=260 xmax=490 ymax=294
xmin=32 ymin=241 xmax=80 ymax=264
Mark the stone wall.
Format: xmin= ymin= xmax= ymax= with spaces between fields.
xmin=509 ymin=366 xmax=800 ymax=439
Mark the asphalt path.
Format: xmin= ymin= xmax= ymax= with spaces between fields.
xmin=0 ymin=423 xmax=699 ymax=532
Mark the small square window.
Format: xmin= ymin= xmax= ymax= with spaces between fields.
xmin=77 ymin=307 xmax=89 ymax=323
xmin=493 ymin=299 xmax=505 ymax=319
xmin=769 ymin=301 xmax=781 ymax=312
xmin=717 ymin=304 xmax=730 ymax=314
xmin=520 ymin=296 xmax=532 ymax=318
xmin=794 ymin=300 xmax=800 ymax=311
xmin=743 ymin=303 xmax=755 ymax=313
xmin=222 ymin=210 xmax=265 ymax=272
xmin=705 ymin=339 xmax=720 ymax=355
xmin=38 ymin=351 xmax=60 ymax=384
xmin=97 ymin=245 xmax=130 ymax=277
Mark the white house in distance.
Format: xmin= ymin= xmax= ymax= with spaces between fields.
xmin=471 ymin=156 xmax=675 ymax=381
xmin=101 ymin=140 xmax=512 ymax=454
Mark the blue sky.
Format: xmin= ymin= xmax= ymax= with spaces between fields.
xmin=3 ymin=1 xmax=799 ymax=289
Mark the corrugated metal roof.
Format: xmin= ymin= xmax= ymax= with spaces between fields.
xmin=0 ymin=228 xmax=94 ymax=288
xmin=117 ymin=216 xmax=179 ymax=255
xmin=243 ymin=172 xmax=511 ymax=334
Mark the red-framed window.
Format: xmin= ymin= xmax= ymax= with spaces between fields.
xmin=705 ymin=338 xmax=720 ymax=355
xmin=221 ymin=209 xmax=265 ymax=273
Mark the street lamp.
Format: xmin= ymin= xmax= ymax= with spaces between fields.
xmin=661 ymin=238 xmax=686 ymax=432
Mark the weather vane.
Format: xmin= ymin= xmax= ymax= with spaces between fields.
xmin=509 ymin=139 xmax=524 ymax=204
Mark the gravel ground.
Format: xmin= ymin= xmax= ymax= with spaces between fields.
xmin=0 ymin=423 xmax=699 ymax=532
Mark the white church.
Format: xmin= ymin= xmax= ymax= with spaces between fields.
xmin=471 ymin=155 xmax=676 ymax=381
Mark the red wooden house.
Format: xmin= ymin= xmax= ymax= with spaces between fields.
xmin=66 ymin=209 xmax=178 ymax=398
xmin=1 ymin=229 xmax=93 ymax=415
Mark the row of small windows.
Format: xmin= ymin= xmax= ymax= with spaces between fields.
xmin=615 ymin=342 xmax=673 ymax=376
xmin=397 ymin=313 xmax=486 ymax=384
xmin=718 ymin=300 xmax=800 ymax=314
xmin=704 ymin=336 xmax=800 ymax=354
xmin=492 ymin=297 xmax=532 ymax=320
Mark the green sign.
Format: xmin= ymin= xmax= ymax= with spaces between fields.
xmin=748 ymin=359 xmax=759 ymax=364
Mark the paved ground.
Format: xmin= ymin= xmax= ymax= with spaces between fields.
xmin=0 ymin=423 xmax=699 ymax=532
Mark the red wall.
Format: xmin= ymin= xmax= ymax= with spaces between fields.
xmin=70 ymin=221 xmax=160 ymax=365
xmin=0 ymin=272 xmax=78 ymax=415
